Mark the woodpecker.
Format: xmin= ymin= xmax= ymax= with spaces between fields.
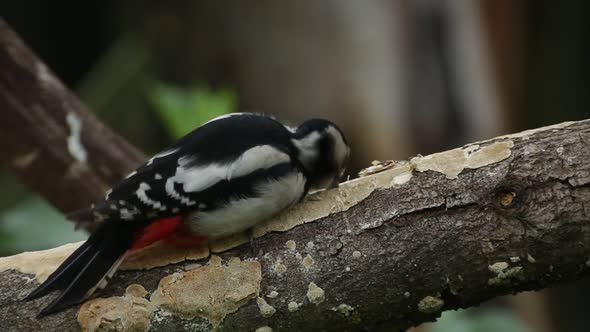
xmin=25 ymin=112 xmax=350 ymax=316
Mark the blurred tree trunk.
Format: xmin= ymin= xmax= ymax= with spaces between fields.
xmin=140 ymin=0 xmax=410 ymax=173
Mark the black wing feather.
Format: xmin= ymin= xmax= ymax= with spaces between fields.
xmin=25 ymin=221 xmax=145 ymax=316
xmin=23 ymin=240 xmax=95 ymax=301
xmin=101 ymin=114 xmax=298 ymax=220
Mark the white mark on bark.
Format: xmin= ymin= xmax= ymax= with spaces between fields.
xmin=65 ymin=112 xmax=87 ymax=162
xmin=36 ymin=61 xmax=58 ymax=87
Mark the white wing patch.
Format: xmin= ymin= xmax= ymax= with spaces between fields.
xmin=228 ymin=145 xmax=291 ymax=180
xmin=136 ymin=182 xmax=167 ymax=211
xmin=168 ymin=145 xmax=291 ymax=195
xmin=175 ymin=163 xmax=229 ymax=193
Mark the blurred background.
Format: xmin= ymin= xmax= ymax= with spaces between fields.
xmin=0 ymin=0 xmax=588 ymax=331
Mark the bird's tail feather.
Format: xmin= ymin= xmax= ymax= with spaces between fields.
xmin=24 ymin=219 xmax=144 ymax=316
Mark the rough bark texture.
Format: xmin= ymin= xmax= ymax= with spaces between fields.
xmin=0 ymin=18 xmax=146 ymax=228
xmin=0 ymin=120 xmax=589 ymax=332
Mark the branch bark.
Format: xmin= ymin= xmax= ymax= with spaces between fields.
xmin=1 ymin=119 xmax=589 ymax=332
xmin=1 ymin=16 xmax=590 ymax=332
xmin=0 ymin=18 xmax=145 ymax=229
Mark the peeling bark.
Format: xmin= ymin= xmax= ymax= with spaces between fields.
xmin=0 ymin=18 xmax=145 ymax=231
xmin=1 ymin=119 xmax=590 ymax=331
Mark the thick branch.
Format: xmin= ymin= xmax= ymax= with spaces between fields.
xmin=0 ymin=18 xmax=145 ymax=223
xmin=1 ymin=119 xmax=590 ymax=331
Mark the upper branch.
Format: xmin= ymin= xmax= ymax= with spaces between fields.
xmin=0 ymin=18 xmax=145 ymax=227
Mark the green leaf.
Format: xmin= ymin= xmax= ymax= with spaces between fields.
xmin=149 ymin=82 xmax=236 ymax=138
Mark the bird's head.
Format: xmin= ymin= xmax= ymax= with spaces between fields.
xmin=292 ymin=119 xmax=350 ymax=190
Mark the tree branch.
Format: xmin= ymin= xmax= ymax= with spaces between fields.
xmin=0 ymin=18 xmax=145 ymax=230
xmin=1 ymin=119 xmax=590 ymax=331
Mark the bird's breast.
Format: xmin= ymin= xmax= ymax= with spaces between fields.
xmin=185 ymin=171 xmax=306 ymax=238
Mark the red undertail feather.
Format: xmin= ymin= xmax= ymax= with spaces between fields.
xmin=129 ymin=216 xmax=183 ymax=251
xmin=129 ymin=216 xmax=206 ymax=251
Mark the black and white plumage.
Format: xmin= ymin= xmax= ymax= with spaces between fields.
xmin=25 ymin=112 xmax=350 ymax=316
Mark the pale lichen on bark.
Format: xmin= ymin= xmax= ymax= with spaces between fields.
xmin=148 ymin=256 xmax=262 ymax=326
xmin=78 ymin=285 xmax=155 ymax=332
xmin=76 ymin=256 xmax=263 ymax=331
